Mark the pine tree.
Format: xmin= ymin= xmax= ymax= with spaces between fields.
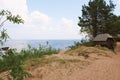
xmin=78 ymin=0 xmax=115 ymax=38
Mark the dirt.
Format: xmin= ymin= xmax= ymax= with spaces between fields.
xmin=24 ymin=43 xmax=120 ymax=80
xmin=1 ymin=43 xmax=120 ymax=80
xmin=26 ymin=56 xmax=120 ymax=80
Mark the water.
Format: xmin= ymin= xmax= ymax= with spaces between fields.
xmin=1 ymin=40 xmax=81 ymax=51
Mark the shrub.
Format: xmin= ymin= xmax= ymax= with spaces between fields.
xmin=0 ymin=43 xmax=60 ymax=80
xmin=20 ymin=44 xmax=60 ymax=59
xmin=68 ymin=39 xmax=93 ymax=49
xmin=80 ymin=39 xmax=93 ymax=46
xmin=8 ymin=64 xmax=31 ymax=80
xmin=0 ymin=49 xmax=31 ymax=80
xmin=68 ymin=41 xmax=81 ymax=49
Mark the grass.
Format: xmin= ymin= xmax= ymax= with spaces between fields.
xmin=0 ymin=43 xmax=60 ymax=80
xmin=65 ymin=45 xmax=111 ymax=57
xmin=24 ymin=58 xmax=65 ymax=69
xmin=68 ymin=39 xmax=93 ymax=50
xmin=66 ymin=39 xmax=113 ymax=58
xmin=23 ymin=55 xmax=85 ymax=70
xmin=0 ymin=40 xmax=113 ymax=80
xmin=20 ymin=44 xmax=60 ymax=60
xmin=0 ymin=44 xmax=60 ymax=72
xmin=68 ymin=39 xmax=115 ymax=56
xmin=11 ymin=41 xmax=112 ymax=70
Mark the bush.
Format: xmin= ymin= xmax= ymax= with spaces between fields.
xmin=8 ymin=64 xmax=31 ymax=80
xmin=20 ymin=44 xmax=60 ymax=60
xmin=0 ymin=49 xmax=31 ymax=80
xmin=0 ymin=43 xmax=60 ymax=73
xmin=0 ymin=49 xmax=19 ymax=72
xmin=68 ymin=39 xmax=93 ymax=49
xmin=0 ymin=43 xmax=60 ymax=80
xmin=68 ymin=41 xmax=81 ymax=49
xmin=80 ymin=39 xmax=93 ymax=46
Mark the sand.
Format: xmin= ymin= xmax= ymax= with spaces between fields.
xmin=1 ymin=43 xmax=120 ymax=80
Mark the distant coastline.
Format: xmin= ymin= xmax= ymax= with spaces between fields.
xmin=1 ymin=39 xmax=81 ymax=51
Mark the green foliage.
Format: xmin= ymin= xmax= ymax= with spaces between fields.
xmin=0 ymin=10 xmax=24 ymax=24
xmin=0 ymin=49 xmax=31 ymax=80
xmin=8 ymin=65 xmax=31 ymax=80
xmin=78 ymin=0 xmax=116 ymax=38
xmin=0 ymin=10 xmax=24 ymax=45
xmin=80 ymin=39 xmax=93 ymax=46
xmin=21 ymin=44 xmax=60 ymax=59
xmin=68 ymin=39 xmax=92 ymax=49
xmin=108 ymin=16 xmax=120 ymax=36
xmin=0 ymin=43 xmax=59 ymax=80
xmin=68 ymin=41 xmax=81 ymax=49
xmin=0 ymin=50 xmax=18 ymax=72
xmin=0 ymin=29 xmax=9 ymax=45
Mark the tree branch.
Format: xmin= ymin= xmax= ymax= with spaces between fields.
xmin=0 ymin=19 xmax=7 ymax=29
xmin=0 ymin=16 xmax=3 ymax=21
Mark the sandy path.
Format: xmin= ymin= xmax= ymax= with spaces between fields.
xmin=68 ymin=56 xmax=120 ymax=80
xmin=68 ymin=43 xmax=120 ymax=80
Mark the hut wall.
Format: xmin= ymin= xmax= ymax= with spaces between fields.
xmin=106 ymin=38 xmax=115 ymax=49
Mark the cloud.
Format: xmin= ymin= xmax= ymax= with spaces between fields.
xmin=60 ymin=18 xmax=80 ymax=34
xmin=61 ymin=18 xmax=74 ymax=27
xmin=0 ymin=0 xmax=82 ymax=40
xmin=119 ymin=0 xmax=120 ymax=4
xmin=114 ymin=0 xmax=120 ymax=15
xmin=0 ymin=0 xmax=28 ymax=17
xmin=10 ymin=17 xmax=81 ymax=40
xmin=27 ymin=11 xmax=51 ymax=27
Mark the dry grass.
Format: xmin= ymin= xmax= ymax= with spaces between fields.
xmin=65 ymin=46 xmax=113 ymax=57
xmin=24 ymin=55 xmax=89 ymax=71
xmin=24 ymin=45 xmax=114 ymax=71
xmin=0 ymin=44 xmax=118 ymax=80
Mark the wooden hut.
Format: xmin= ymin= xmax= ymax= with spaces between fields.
xmin=93 ymin=34 xmax=115 ymax=49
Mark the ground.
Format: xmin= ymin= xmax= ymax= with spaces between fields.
xmin=1 ymin=43 xmax=120 ymax=80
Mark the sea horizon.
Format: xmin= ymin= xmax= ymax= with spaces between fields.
xmin=1 ymin=39 xmax=81 ymax=51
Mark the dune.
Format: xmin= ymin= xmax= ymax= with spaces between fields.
xmin=1 ymin=43 xmax=120 ymax=80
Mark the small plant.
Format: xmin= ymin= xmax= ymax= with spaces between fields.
xmin=21 ymin=43 xmax=60 ymax=59
xmin=68 ymin=41 xmax=81 ymax=49
xmin=80 ymin=39 xmax=93 ymax=46
xmin=68 ymin=39 xmax=93 ymax=50
xmin=0 ymin=43 xmax=60 ymax=80
xmin=8 ymin=64 xmax=31 ymax=80
xmin=0 ymin=49 xmax=31 ymax=80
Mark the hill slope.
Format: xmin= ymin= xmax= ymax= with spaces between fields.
xmin=1 ymin=43 xmax=120 ymax=80
xmin=25 ymin=43 xmax=120 ymax=80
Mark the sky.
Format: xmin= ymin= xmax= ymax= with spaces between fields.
xmin=0 ymin=0 xmax=120 ymax=40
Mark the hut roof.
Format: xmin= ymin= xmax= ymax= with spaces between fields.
xmin=93 ymin=34 xmax=113 ymax=41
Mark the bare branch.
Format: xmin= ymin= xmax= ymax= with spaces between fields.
xmin=0 ymin=16 xmax=3 ymax=21
xmin=0 ymin=19 xmax=7 ymax=29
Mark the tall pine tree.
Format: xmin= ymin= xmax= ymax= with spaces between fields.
xmin=78 ymin=0 xmax=115 ymax=38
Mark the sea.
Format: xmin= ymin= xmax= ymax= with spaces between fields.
xmin=1 ymin=40 xmax=81 ymax=51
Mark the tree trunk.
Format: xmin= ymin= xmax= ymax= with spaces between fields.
xmin=93 ymin=25 xmax=97 ymax=38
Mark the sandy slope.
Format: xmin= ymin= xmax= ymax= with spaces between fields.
xmin=68 ymin=55 xmax=120 ymax=80
xmin=25 ymin=43 xmax=120 ymax=80
xmin=1 ymin=43 xmax=120 ymax=80
xmin=25 ymin=55 xmax=120 ymax=80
